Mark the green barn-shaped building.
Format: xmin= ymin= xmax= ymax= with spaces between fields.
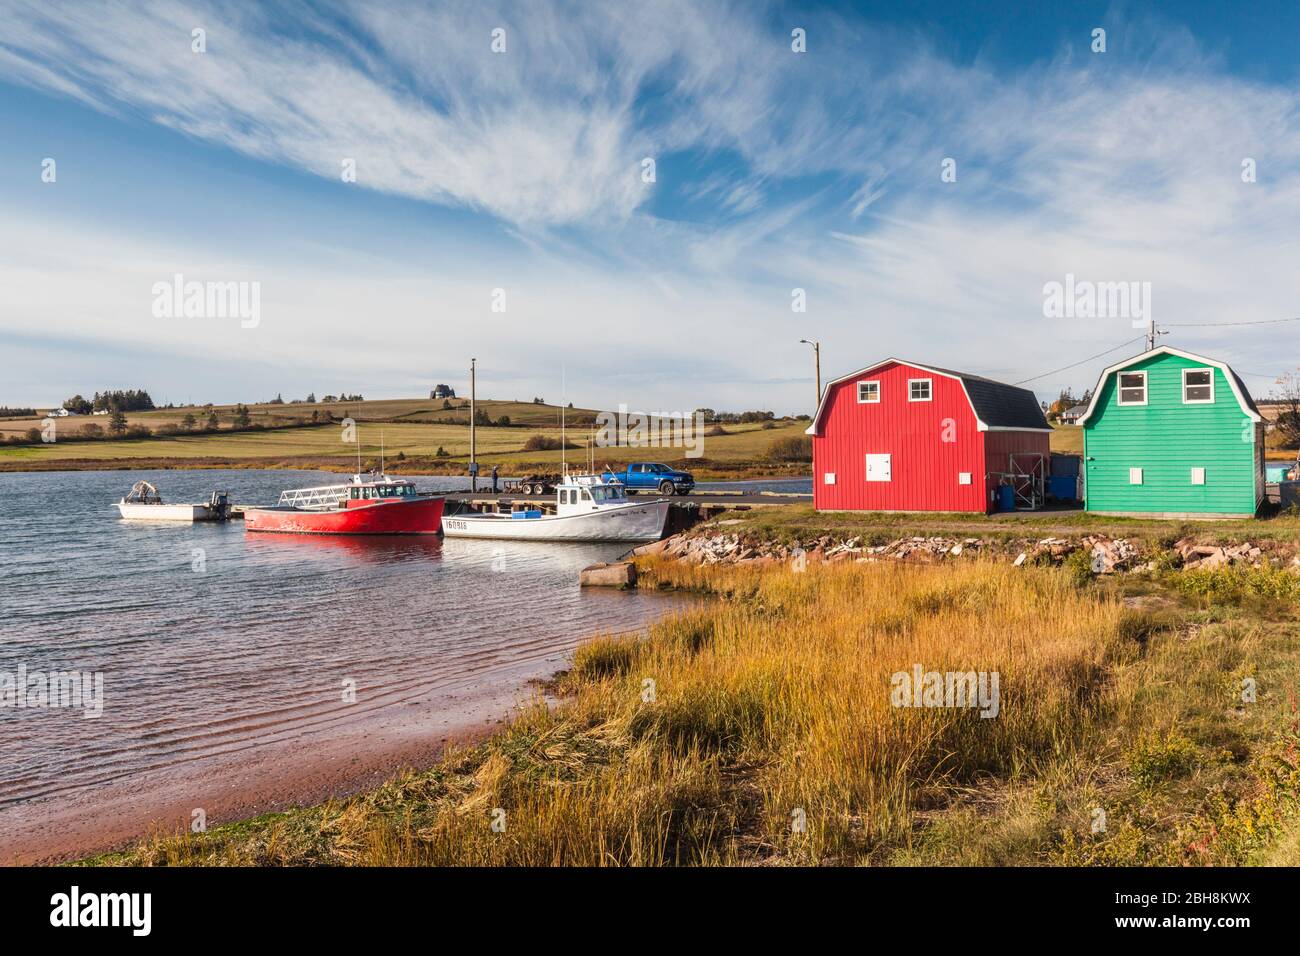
xmin=1077 ymin=346 xmax=1263 ymax=518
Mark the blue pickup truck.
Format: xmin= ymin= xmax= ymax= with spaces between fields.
xmin=602 ymin=462 xmax=696 ymax=496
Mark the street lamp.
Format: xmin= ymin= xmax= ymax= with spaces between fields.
xmin=799 ymin=339 xmax=821 ymax=406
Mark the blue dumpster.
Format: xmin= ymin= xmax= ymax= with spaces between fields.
xmin=1048 ymin=475 xmax=1078 ymax=501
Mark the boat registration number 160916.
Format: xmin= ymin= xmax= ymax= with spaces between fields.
xmin=444 ymin=520 xmax=468 ymax=531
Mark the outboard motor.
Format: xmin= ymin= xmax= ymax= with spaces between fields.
xmin=208 ymin=490 xmax=232 ymax=520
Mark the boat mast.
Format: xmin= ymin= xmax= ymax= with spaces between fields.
xmin=470 ymin=357 xmax=477 ymax=493
xmin=561 ymin=364 xmax=566 ymax=477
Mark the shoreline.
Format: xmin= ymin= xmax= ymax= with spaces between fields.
xmin=3 ymin=668 xmax=573 ymax=866
xmin=4 ymin=716 xmax=498 ymax=866
xmin=2 ymin=592 xmax=695 ymax=865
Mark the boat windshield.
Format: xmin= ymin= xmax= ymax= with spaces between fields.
xmin=589 ymin=485 xmax=626 ymax=503
xmin=350 ymin=484 xmax=415 ymax=500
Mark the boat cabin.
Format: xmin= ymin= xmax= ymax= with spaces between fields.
xmin=554 ymin=474 xmax=629 ymax=516
xmin=346 ymin=479 xmax=418 ymax=502
xmin=277 ymin=474 xmax=419 ymax=511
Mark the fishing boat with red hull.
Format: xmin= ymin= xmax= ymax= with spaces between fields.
xmin=244 ymin=474 xmax=445 ymax=535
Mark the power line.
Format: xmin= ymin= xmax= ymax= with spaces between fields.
xmin=1015 ymin=335 xmax=1146 ymax=386
xmin=1164 ymin=316 xmax=1300 ymax=328
xmin=1018 ymin=315 xmax=1300 ymax=390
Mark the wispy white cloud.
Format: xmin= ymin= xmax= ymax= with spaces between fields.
xmin=5 ymin=2 xmax=1300 ymax=410
xmin=0 ymin=0 xmax=831 ymax=230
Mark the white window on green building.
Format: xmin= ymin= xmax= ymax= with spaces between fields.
xmin=1183 ymin=368 xmax=1214 ymax=403
xmin=1118 ymin=371 xmax=1147 ymax=405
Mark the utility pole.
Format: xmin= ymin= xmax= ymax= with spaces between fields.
xmin=469 ymin=357 xmax=477 ymax=493
xmin=799 ymin=339 xmax=822 ymax=405
xmin=1143 ymin=317 xmax=1170 ymax=351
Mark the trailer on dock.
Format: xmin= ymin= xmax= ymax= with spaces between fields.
xmin=502 ymin=473 xmax=562 ymax=495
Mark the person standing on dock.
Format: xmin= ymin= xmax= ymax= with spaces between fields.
xmin=491 ymin=464 xmax=499 ymax=493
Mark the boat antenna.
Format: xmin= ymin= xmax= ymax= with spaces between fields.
xmin=561 ymin=364 xmax=567 ymax=477
xmin=381 ymin=430 xmax=385 ymax=476
xmin=356 ymin=427 xmax=361 ymax=477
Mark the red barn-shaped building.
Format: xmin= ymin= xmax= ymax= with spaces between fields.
xmin=806 ymin=359 xmax=1051 ymax=513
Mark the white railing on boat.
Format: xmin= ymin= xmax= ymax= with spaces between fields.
xmin=277 ymin=484 xmax=350 ymax=510
xmin=564 ymin=473 xmax=622 ymax=487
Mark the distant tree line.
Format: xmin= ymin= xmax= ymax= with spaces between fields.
xmin=3 ymin=402 xmax=329 ymax=446
xmin=53 ymin=390 xmax=156 ymax=414
xmin=693 ymin=408 xmax=777 ymax=424
xmin=0 ymin=406 xmax=37 ymax=418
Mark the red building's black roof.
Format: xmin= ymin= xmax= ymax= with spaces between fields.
xmin=925 ymin=366 xmax=1052 ymax=430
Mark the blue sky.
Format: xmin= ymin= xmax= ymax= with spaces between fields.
xmin=3 ymin=0 xmax=1300 ymax=413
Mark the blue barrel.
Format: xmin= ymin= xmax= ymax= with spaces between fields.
xmin=998 ymin=484 xmax=1015 ymax=511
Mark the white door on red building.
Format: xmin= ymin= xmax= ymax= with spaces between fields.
xmin=866 ymin=453 xmax=892 ymax=482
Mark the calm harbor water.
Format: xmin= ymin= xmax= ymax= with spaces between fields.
xmin=0 ymin=469 xmax=696 ymax=859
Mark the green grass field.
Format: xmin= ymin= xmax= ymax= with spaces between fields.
xmin=0 ymin=397 xmax=586 ymax=439
xmin=1049 ymin=423 xmax=1083 ymax=455
xmin=0 ymin=396 xmax=814 ymax=478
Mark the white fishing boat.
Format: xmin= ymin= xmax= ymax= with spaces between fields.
xmin=115 ymin=481 xmax=231 ymax=522
xmin=441 ymin=474 xmax=670 ymax=542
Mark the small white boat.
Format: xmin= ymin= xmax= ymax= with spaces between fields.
xmin=115 ymin=481 xmax=231 ymax=522
xmin=441 ymin=474 xmax=670 ymax=542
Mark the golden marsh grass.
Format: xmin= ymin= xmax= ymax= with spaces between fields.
xmin=103 ymin=558 xmax=1206 ymax=867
